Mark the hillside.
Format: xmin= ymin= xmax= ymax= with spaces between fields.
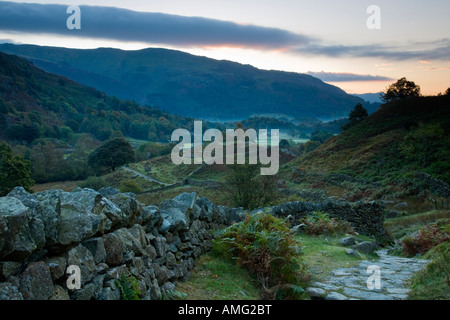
xmin=0 ymin=43 xmax=378 ymax=120
xmin=288 ymin=95 xmax=450 ymax=199
xmin=0 ymin=51 xmax=197 ymax=144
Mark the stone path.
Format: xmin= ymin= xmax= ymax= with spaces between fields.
xmin=307 ymin=249 xmax=430 ymax=300
xmin=122 ymin=166 xmax=172 ymax=186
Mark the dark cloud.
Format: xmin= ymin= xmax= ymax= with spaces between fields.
xmin=0 ymin=2 xmax=308 ymax=49
xmin=0 ymin=1 xmax=448 ymax=61
xmin=306 ymin=71 xmax=393 ymax=82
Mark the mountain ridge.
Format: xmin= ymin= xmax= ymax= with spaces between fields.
xmin=0 ymin=43 xmax=378 ymax=120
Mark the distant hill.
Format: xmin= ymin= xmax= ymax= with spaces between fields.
xmin=0 ymin=51 xmax=195 ymax=144
xmin=292 ymin=95 xmax=450 ymax=186
xmin=352 ymin=92 xmax=383 ymax=104
xmin=0 ymin=43 xmax=378 ymax=120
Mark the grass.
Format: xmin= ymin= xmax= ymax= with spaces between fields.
xmin=295 ymin=234 xmax=370 ymax=282
xmin=175 ymin=253 xmax=261 ymax=300
xmin=31 ymin=180 xmax=81 ymax=193
xmin=408 ymin=241 xmax=450 ymax=300
xmin=384 ymin=210 xmax=450 ymax=239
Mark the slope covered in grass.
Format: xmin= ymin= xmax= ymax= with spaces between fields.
xmin=291 ymin=95 xmax=450 ymax=191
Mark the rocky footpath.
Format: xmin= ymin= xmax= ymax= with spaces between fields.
xmin=0 ymin=187 xmax=245 ymax=300
xmin=306 ymin=249 xmax=430 ymax=300
xmin=0 ymin=186 xmax=392 ymax=300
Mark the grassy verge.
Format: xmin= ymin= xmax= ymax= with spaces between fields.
xmin=175 ymin=253 xmax=261 ymax=300
xmin=295 ymin=234 xmax=370 ymax=282
xmin=408 ymin=242 xmax=450 ymax=300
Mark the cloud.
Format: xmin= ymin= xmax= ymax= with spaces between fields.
xmin=0 ymin=2 xmax=308 ymax=50
xmin=0 ymin=1 xmax=449 ymax=61
xmin=306 ymin=71 xmax=393 ymax=82
xmin=296 ymin=41 xmax=450 ymax=61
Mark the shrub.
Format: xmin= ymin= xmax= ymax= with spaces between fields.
xmin=119 ymin=179 xmax=143 ymax=194
xmin=402 ymin=219 xmax=450 ymax=256
xmin=215 ymin=213 xmax=307 ymax=299
xmin=77 ymin=175 xmax=108 ymax=191
xmin=301 ymin=211 xmax=354 ymax=236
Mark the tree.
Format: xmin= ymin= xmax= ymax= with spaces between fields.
xmin=225 ymin=163 xmax=276 ymax=210
xmin=382 ymin=77 xmax=421 ymax=103
xmin=0 ymin=142 xmax=34 ymax=196
xmin=445 ymin=88 xmax=450 ymax=96
xmin=88 ymin=138 xmax=135 ymax=174
xmin=30 ymin=141 xmax=73 ymax=182
xmin=341 ymin=103 xmax=368 ymax=130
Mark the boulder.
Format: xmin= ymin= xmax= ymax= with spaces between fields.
xmin=339 ymin=237 xmax=356 ymax=247
xmin=353 ymin=241 xmax=377 ymax=255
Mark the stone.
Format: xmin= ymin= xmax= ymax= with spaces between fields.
xmin=393 ymin=202 xmax=408 ymax=209
xmin=343 ymin=287 xmax=393 ymax=300
xmin=19 ymin=261 xmax=54 ymax=300
xmin=306 ymin=287 xmax=326 ymax=299
xmin=325 ymin=292 xmax=348 ymax=300
xmin=159 ymin=193 xmax=197 ymax=232
xmin=45 ymin=256 xmax=67 ymax=281
xmin=70 ymin=283 xmax=96 ymax=300
xmin=7 ymin=187 xmax=39 ymax=209
xmin=154 ymin=264 xmax=169 ymax=285
xmin=0 ymin=282 xmax=23 ymax=300
xmin=98 ymin=287 xmax=121 ymax=300
xmin=98 ymin=187 xmax=120 ymax=197
xmin=386 ymin=210 xmax=401 ymax=219
xmin=142 ymin=205 xmax=162 ymax=228
xmin=55 ymin=190 xmax=107 ymax=247
xmin=148 ymin=278 xmax=162 ymax=300
xmin=151 ymin=236 xmax=167 ymax=258
xmin=105 ymin=193 xmax=143 ymax=228
xmin=49 ymin=285 xmax=70 ymax=300
xmin=103 ymin=233 xmax=125 ymax=267
xmin=339 ymin=237 xmax=356 ymax=247
xmin=82 ymin=237 xmax=106 ymax=264
xmin=67 ymin=244 xmax=98 ymax=285
xmin=353 ymin=241 xmax=377 ymax=254
xmin=0 ymin=261 xmax=22 ymax=281
xmin=0 ymin=196 xmax=43 ymax=261
xmin=346 ymin=249 xmax=362 ymax=258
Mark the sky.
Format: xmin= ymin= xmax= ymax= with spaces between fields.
xmin=0 ymin=0 xmax=449 ymax=95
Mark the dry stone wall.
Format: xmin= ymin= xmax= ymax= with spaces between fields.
xmin=0 ymin=187 xmax=244 ymax=300
xmin=0 ymin=187 xmax=390 ymax=300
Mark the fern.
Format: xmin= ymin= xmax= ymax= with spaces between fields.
xmin=115 ymin=273 xmax=141 ymax=300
